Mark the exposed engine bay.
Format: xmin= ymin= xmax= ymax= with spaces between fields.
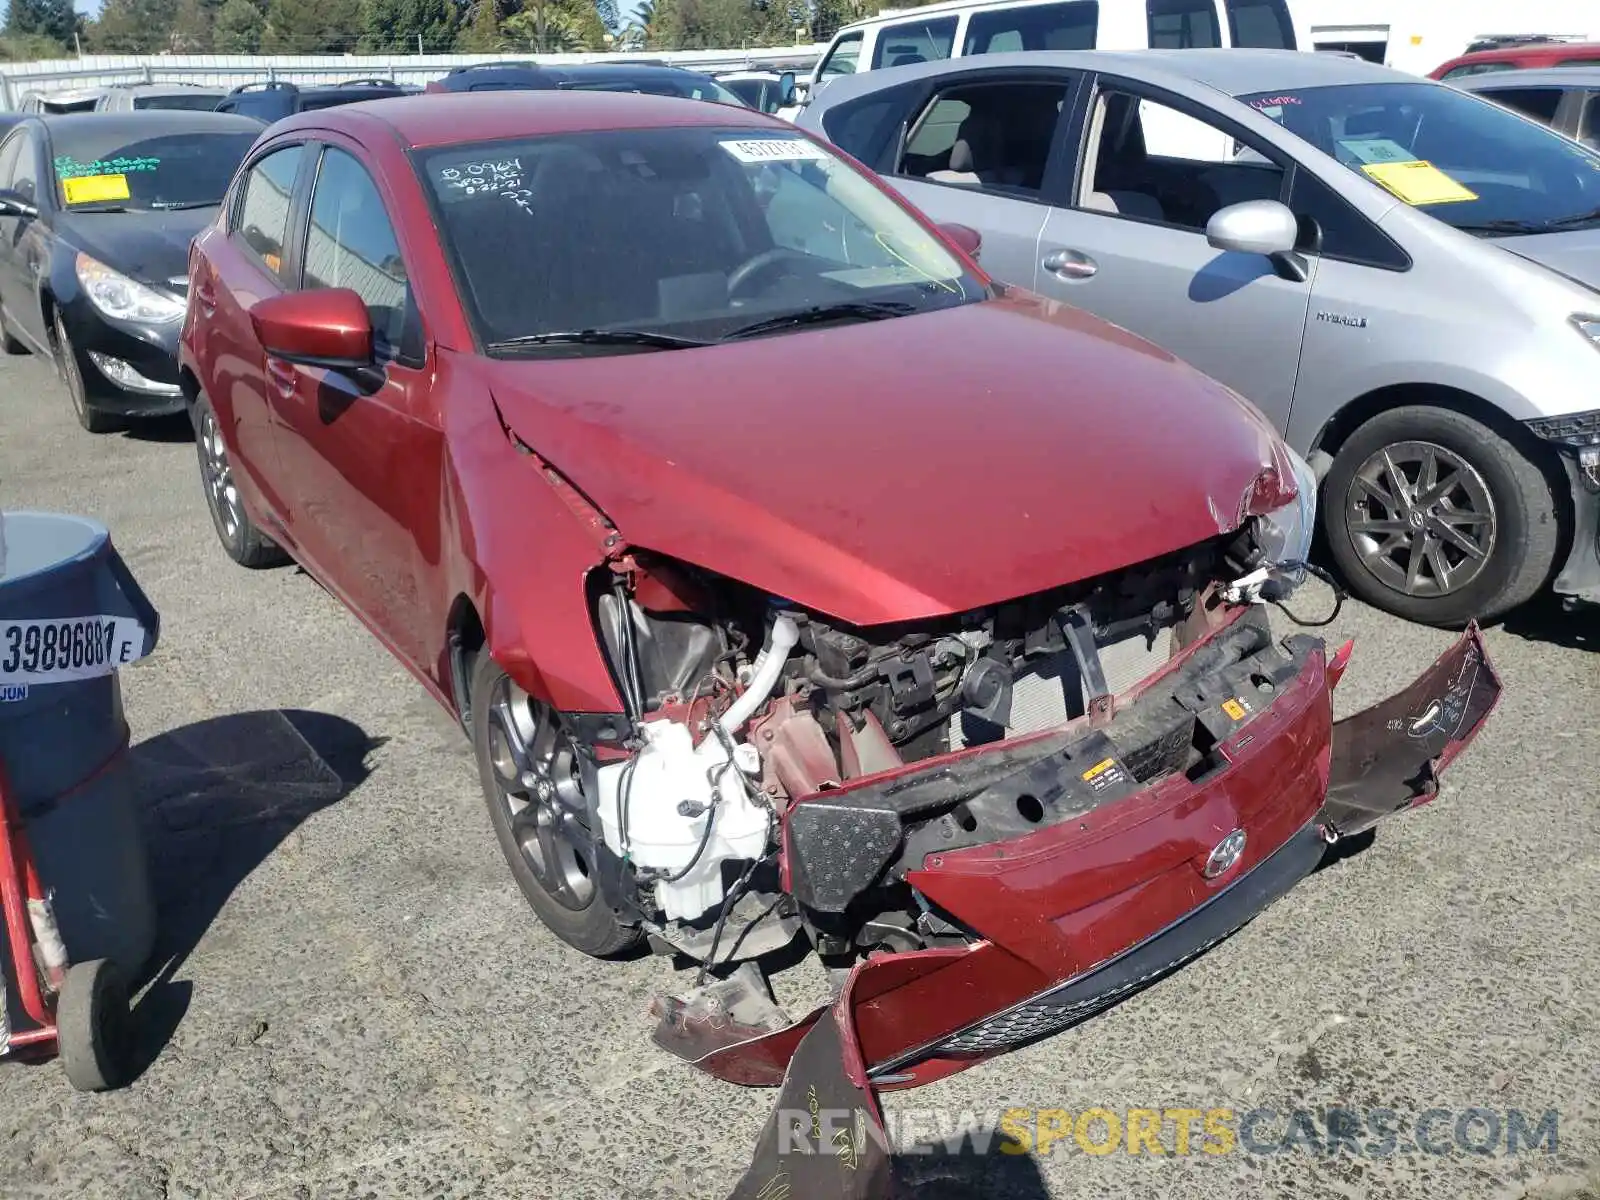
xmin=581 ymin=511 xmax=1317 ymax=970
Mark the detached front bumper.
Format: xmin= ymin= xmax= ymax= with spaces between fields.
xmin=711 ymin=620 xmax=1499 ymax=1199
xmin=661 ymin=617 xmax=1498 ymax=1098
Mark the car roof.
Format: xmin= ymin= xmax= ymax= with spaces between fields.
xmin=34 ymin=109 xmax=264 ymax=134
xmin=545 ymin=63 xmax=712 ymax=83
xmin=273 ymin=89 xmax=780 ymax=148
xmin=1452 ymin=66 xmax=1600 ymax=90
xmin=110 ymin=82 xmax=225 ymax=95
xmin=807 ymin=48 xmax=1417 ymax=110
xmin=1441 ymin=41 xmax=1600 ymax=68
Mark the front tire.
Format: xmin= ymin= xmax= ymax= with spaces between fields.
xmin=54 ymin=312 xmax=120 ymax=434
xmin=470 ymin=653 xmax=642 ymax=959
xmin=191 ymin=391 xmax=288 ymax=569
xmin=1323 ymin=405 xmax=1559 ymax=627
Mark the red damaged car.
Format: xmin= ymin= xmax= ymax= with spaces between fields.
xmin=179 ymin=92 xmax=1499 ymax=1195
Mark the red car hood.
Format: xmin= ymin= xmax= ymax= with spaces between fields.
xmin=477 ymin=291 xmax=1283 ymax=626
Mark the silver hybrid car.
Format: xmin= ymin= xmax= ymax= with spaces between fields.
xmin=796 ymin=49 xmax=1600 ymax=627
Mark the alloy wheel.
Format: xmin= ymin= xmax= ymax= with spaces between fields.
xmin=485 ymin=676 xmax=595 ymax=911
xmin=1344 ymin=439 xmax=1497 ymax=598
xmin=196 ymin=404 xmax=243 ymax=543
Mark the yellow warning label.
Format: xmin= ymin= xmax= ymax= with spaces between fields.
xmin=1081 ymin=757 xmax=1116 ymax=782
xmin=1222 ymin=699 xmax=1248 ymax=721
xmin=61 ymin=173 xmax=130 ymax=205
xmin=1361 ymin=160 xmax=1478 ymax=206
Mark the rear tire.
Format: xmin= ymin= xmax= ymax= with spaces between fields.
xmin=57 ymin=959 xmax=131 ymax=1092
xmin=191 ymin=391 xmax=289 ymax=569
xmin=55 ymin=312 xmax=120 ymax=434
xmin=1323 ymin=405 xmax=1558 ymax=627
xmin=470 ymin=653 xmax=642 ymax=959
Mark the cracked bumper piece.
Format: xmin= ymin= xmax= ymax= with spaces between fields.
xmin=672 ymin=625 xmax=1497 ymax=1106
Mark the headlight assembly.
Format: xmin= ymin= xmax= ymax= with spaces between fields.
xmin=75 ymin=252 xmax=185 ymax=324
xmin=1250 ymin=443 xmax=1320 ymax=587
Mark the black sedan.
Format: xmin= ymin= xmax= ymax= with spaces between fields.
xmin=0 ymin=110 xmax=261 ymax=432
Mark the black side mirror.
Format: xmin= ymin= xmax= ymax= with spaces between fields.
xmin=0 ymin=188 xmax=38 ymax=219
xmin=777 ymin=71 xmax=796 ymax=109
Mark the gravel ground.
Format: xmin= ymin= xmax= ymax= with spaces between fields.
xmin=0 ymin=347 xmax=1597 ymax=1200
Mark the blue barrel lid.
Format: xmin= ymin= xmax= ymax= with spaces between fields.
xmin=0 ymin=510 xmax=160 ymax=687
xmin=1 ymin=511 xmax=108 ymax=588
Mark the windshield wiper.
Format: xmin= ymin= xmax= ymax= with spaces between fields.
xmin=721 ymin=301 xmax=917 ymax=341
xmin=1541 ymin=205 xmax=1600 ymax=231
xmin=486 ymin=329 xmax=714 ymax=353
xmin=71 ymin=204 xmax=132 ymax=214
xmin=1455 ymin=207 xmax=1600 ymax=236
xmin=151 ymin=200 xmax=220 ymax=211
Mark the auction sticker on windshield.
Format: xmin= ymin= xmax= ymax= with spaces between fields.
xmin=1360 ymin=160 xmax=1478 ymax=206
xmin=720 ymin=137 xmax=831 ymax=164
xmin=61 ymin=173 xmax=130 ymax=205
xmin=1 ymin=615 xmax=149 ymax=685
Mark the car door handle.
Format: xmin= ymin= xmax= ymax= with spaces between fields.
xmin=266 ymin=358 xmax=298 ymax=397
xmin=1042 ymin=248 xmax=1098 ymax=281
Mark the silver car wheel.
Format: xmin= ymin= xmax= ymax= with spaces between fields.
xmin=1345 ymin=439 xmax=1496 ymax=598
xmin=485 ymin=675 xmax=595 ymax=911
xmin=197 ymin=404 xmax=242 ymax=542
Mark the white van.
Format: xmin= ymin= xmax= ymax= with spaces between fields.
xmin=785 ymin=0 xmax=1313 ymax=117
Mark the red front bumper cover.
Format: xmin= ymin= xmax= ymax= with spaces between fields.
xmin=694 ymin=616 xmax=1498 ymax=1199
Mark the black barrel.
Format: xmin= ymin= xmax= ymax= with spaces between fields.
xmin=1 ymin=511 xmax=160 ymax=1033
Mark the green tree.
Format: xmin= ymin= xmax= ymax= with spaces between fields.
xmin=503 ymin=0 xmax=604 ymax=52
xmin=453 ymin=0 xmax=501 ymax=49
xmin=212 ymin=0 xmax=264 ymax=49
xmin=7 ymin=0 xmax=76 ymax=46
xmin=261 ymin=0 xmax=360 ymax=52
xmin=89 ymin=0 xmax=178 ymax=52
xmin=169 ymin=0 xmax=215 ymax=49
xmin=360 ymin=0 xmax=456 ymax=52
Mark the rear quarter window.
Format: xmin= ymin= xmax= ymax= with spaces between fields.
xmin=821 ymin=91 xmax=913 ymax=170
xmin=963 ymin=1 xmax=1099 ymax=54
xmin=1476 ymin=86 xmax=1565 ymax=125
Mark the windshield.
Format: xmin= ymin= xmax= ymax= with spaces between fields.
xmin=419 ymin=126 xmax=984 ymax=354
xmin=133 ymin=93 xmax=224 ymax=112
xmin=50 ymin=128 xmax=257 ymax=211
xmin=558 ymin=76 xmax=747 ymax=107
xmin=1241 ymin=81 xmax=1600 ymax=235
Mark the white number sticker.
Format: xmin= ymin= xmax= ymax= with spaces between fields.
xmin=0 ymin=615 xmax=149 ymax=685
xmin=720 ymin=137 xmax=831 ymax=164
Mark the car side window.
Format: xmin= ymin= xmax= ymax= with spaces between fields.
xmin=304 ymin=147 xmax=415 ymax=360
xmin=1286 ymin=166 xmax=1408 ymax=270
xmin=821 ymin=90 xmax=916 ymax=170
xmin=0 ymin=132 xmax=22 ymax=194
xmin=871 ymin=16 xmax=958 ymax=69
xmin=1224 ymin=0 xmax=1295 ymax=49
xmin=233 ymin=144 xmax=304 ymax=282
xmin=1077 ymin=88 xmax=1285 ymax=229
xmin=818 ymin=32 xmax=864 ymax=80
xmin=1146 ymin=0 xmax=1222 ymax=49
xmin=9 ymin=131 xmax=37 ymax=204
xmin=1580 ymin=93 xmax=1600 ymax=150
xmin=898 ymin=80 xmax=1070 ymax=198
xmin=963 ymin=1 xmax=1099 ymax=54
xmin=1475 ymin=86 xmax=1565 ymax=126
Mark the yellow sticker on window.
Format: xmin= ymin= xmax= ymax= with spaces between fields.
xmin=1360 ymin=160 xmax=1478 ymax=206
xmin=61 ymin=173 xmax=130 ymax=205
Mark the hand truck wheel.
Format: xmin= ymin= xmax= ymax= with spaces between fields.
xmin=55 ymin=958 xmax=131 ymax=1092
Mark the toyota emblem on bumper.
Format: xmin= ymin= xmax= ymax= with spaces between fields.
xmin=1204 ymin=829 xmax=1247 ymax=879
